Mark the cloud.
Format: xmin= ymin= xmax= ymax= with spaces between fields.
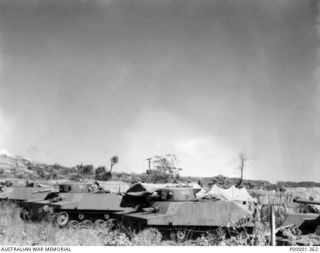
xmin=0 ymin=110 xmax=13 ymax=153
xmin=0 ymin=0 xmax=318 ymax=181
xmin=122 ymin=107 xmax=242 ymax=177
xmin=0 ymin=148 xmax=13 ymax=156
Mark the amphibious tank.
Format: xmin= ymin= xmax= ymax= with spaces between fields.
xmin=281 ymin=198 xmax=320 ymax=234
xmin=114 ymin=185 xmax=254 ymax=241
xmin=0 ymin=178 xmax=53 ymax=204
xmin=276 ymin=198 xmax=320 ymax=245
xmin=21 ymin=182 xmax=131 ymax=229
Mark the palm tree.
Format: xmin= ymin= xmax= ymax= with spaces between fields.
xmin=110 ymin=156 xmax=119 ymax=173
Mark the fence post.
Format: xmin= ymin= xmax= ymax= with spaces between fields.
xmin=270 ymin=204 xmax=276 ymax=246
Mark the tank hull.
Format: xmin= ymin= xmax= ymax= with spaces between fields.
xmin=0 ymin=187 xmax=51 ymax=204
xmin=118 ymin=200 xmax=252 ymax=224
xmin=22 ymin=192 xmax=132 ymax=227
xmin=282 ymin=213 xmax=320 ymax=234
xmin=114 ymin=199 xmax=254 ymax=239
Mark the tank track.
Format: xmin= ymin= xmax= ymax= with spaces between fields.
xmin=116 ymin=217 xmax=254 ymax=242
xmin=49 ymin=211 xmax=117 ymax=230
xmin=20 ymin=206 xmax=253 ymax=242
xmin=20 ymin=207 xmax=117 ymax=230
xmin=115 ymin=223 xmax=228 ymax=242
xmin=143 ymin=225 xmax=252 ymax=242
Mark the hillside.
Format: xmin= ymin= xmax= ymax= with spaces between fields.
xmin=0 ymin=153 xmax=319 ymax=190
xmin=0 ymin=154 xmax=73 ymax=180
xmin=0 ymin=154 xmax=36 ymax=178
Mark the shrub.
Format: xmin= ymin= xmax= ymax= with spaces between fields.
xmin=100 ymin=230 xmax=132 ymax=246
xmin=35 ymin=167 xmax=46 ymax=178
xmin=76 ymin=164 xmax=94 ymax=176
xmin=132 ymin=228 xmax=162 ymax=246
xmin=70 ymin=174 xmax=83 ymax=182
xmin=95 ymin=166 xmax=112 ymax=181
xmin=95 ymin=172 xmax=112 ymax=181
xmin=95 ymin=166 xmax=106 ymax=175
xmin=140 ymin=171 xmax=173 ymax=184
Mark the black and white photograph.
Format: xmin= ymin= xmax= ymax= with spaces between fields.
xmin=0 ymin=0 xmax=319 ymax=248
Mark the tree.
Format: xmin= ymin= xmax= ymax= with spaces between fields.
xmin=76 ymin=164 xmax=94 ymax=176
xmin=95 ymin=166 xmax=112 ymax=181
xmin=35 ymin=166 xmax=46 ymax=178
xmin=84 ymin=165 xmax=94 ymax=175
xmin=152 ymin=154 xmax=182 ymax=176
xmin=95 ymin=166 xmax=106 ymax=175
xmin=236 ymin=153 xmax=247 ymax=188
xmin=53 ymin=163 xmax=62 ymax=171
xmin=46 ymin=170 xmax=57 ymax=180
xmin=110 ymin=156 xmax=119 ymax=173
xmin=143 ymin=154 xmax=182 ymax=183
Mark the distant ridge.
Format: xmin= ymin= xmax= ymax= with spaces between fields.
xmin=0 ymin=153 xmax=319 ymax=189
xmin=0 ymin=153 xmax=35 ymax=176
xmin=0 ymin=153 xmax=72 ymax=180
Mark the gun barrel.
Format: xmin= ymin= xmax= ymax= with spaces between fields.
xmin=293 ymin=199 xmax=320 ymax=205
xmin=32 ymin=188 xmax=54 ymax=194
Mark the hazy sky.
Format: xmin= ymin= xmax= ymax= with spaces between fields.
xmin=0 ymin=0 xmax=319 ymax=182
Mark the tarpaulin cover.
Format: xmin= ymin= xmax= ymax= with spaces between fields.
xmin=126 ymin=182 xmax=205 ymax=195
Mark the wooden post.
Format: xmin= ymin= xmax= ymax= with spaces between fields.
xmin=270 ymin=204 xmax=276 ymax=246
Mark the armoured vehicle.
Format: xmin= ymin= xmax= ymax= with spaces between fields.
xmin=0 ymin=178 xmax=53 ymax=204
xmin=21 ymin=182 xmax=130 ymax=229
xmin=281 ymin=198 xmax=320 ymax=234
xmin=114 ymin=186 xmax=254 ymax=241
xmin=276 ymin=198 xmax=320 ymax=245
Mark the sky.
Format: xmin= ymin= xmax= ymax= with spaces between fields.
xmin=0 ymin=0 xmax=319 ymax=182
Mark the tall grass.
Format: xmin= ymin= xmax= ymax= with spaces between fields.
xmin=2 ymin=187 xmax=310 ymax=246
xmin=0 ymin=203 xmax=131 ymax=246
xmin=250 ymin=189 xmax=306 ymax=227
xmin=0 ymin=202 xmax=271 ymax=246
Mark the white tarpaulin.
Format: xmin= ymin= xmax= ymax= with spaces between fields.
xmin=198 ymin=184 xmax=255 ymax=202
xmin=126 ymin=182 xmax=207 ymax=195
xmin=196 ymin=187 xmax=207 ymax=198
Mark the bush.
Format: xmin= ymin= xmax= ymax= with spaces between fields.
xmin=132 ymin=228 xmax=162 ymax=246
xmin=35 ymin=167 xmax=46 ymax=178
xmin=95 ymin=166 xmax=112 ymax=181
xmin=101 ymin=230 xmax=132 ymax=246
xmin=95 ymin=166 xmax=106 ymax=175
xmin=76 ymin=164 xmax=94 ymax=176
xmin=70 ymin=174 xmax=83 ymax=182
xmin=95 ymin=172 xmax=112 ymax=181
xmin=45 ymin=171 xmax=57 ymax=180
xmin=140 ymin=171 xmax=174 ymax=184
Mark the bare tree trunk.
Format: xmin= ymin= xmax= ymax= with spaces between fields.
xmin=237 ymin=153 xmax=247 ymax=188
xmin=240 ymin=157 xmax=244 ymax=183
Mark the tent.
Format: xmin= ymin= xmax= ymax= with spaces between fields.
xmin=100 ymin=181 xmax=130 ymax=193
xmin=198 ymin=184 xmax=255 ymax=202
xmin=196 ymin=187 xmax=207 ymax=198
